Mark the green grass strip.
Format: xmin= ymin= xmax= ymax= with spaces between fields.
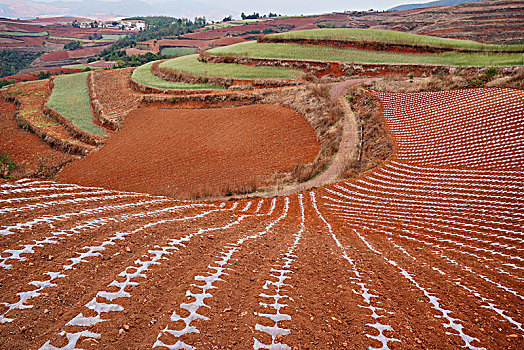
xmin=160 ymin=46 xmax=197 ymax=56
xmin=209 ymin=42 xmax=524 ymax=66
xmin=132 ymin=61 xmax=224 ymax=90
xmin=269 ymin=29 xmax=524 ymax=51
xmin=47 ymin=72 xmax=105 ymax=137
xmin=159 ymin=54 xmax=304 ymax=79
xmin=0 ymin=31 xmax=48 ymax=37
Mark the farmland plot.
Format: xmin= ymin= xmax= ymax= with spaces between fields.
xmin=0 ymin=88 xmax=522 ymax=349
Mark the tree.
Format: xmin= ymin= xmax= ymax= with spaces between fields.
xmin=64 ymin=41 xmax=82 ymax=50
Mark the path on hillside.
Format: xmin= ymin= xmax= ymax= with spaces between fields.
xmin=276 ymin=78 xmax=367 ymax=196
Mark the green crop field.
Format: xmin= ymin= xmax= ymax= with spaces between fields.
xmin=269 ymin=29 xmax=524 ymax=51
xmin=61 ymin=63 xmax=105 ymax=70
xmin=160 ymin=54 xmax=304 ymax=79
xmin=132 ymin=61 xmax=224 ymax=90
xmin=101 ymin=34 xmax=128 ymax=41
xmin=209 ymin=42 xmax=524 ymax=66
xmin=48 ymin=34 xmax=125 ymax=43
xmin=47 ymin=72 xmax=106 ymax=137
xmin=160 ymin=46 xmax=197 ymax=56
xmin=0 ymin=31 xmax=48 ymax=37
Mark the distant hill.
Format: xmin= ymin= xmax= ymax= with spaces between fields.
xmin=389 ymin=0 xmax=482 ymax=11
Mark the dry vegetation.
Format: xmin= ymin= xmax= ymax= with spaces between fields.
xmin=342 ymin=87 xmax=393 ymax=178
xmin=261 ymin=83 xmax=344 ymax=186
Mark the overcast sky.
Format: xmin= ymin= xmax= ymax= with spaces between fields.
xmin=189 ymin=0 xmax=423 ymax=14
xmin=35 ymin=0 xmax=433 ymax=18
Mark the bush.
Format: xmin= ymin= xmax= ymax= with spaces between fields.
xmin=0 ymin=79 xmax=15 ymax=88
xmin=37 ymin=71 xmax=51 ymax=80
xmin=0 ymin=152 xmax=17 ymax=178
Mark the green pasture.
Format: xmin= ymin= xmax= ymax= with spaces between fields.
xmin=0 ymin=31 xmax=48 ymax=37
xmin=160 ymin=46 xmax=197 ymax=56
xmin=159 ymin=54 xmax=304 ymax=79
xmin=209 ymin=41 xmax=524 ymax=66
xmin=269 ymin=29 xmax=524 ymax=51
xmin=131 ymin=61 xmax=224 ymax=89
xmin=47 ymin=72 xmax=105 ymax=137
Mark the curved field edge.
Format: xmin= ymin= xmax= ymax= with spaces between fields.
xmin=47 ymin=72 xmax=106 ymax=137
xmin=268 ymin=29 xmax=524 ymax=52
xmin=131 ymin=61 xmax=224 ymax=90
xmin=209 ymin=42 xmax=524 ymax=66
xmin=158 ymin=54 xmax=305 ymax=79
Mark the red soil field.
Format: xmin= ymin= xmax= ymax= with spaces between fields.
xmin=154 ymin=38 xmax=210 ymax=50
xmin=40 ymin=45 xmax=110 ymax=61
xmin=182 ymin=31 xmax=223 ymax=40
xmin=0 ymin=68 xmax=83 ymax=83
xmin=56 ymin=104 xmax=320 ymax=197
xmin=210 ymin=36 xmax=246 ymax=46
xmin=0 ymin=91 xmax=74 ymax=174
xmin=0 ymin=88 xmax=523 ymax=350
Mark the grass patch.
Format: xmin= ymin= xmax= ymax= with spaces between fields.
xmin=132 ymin=61 xmax=224 ymax=89
xmin=160 ymin=46 xmax=197 ymax=56
xmin=160 ymin=54 xmax=304 ymax=79
xmin=0 ymin=31 xmax=48 ymax=37
xmin=269 ymin=29 xmax=524 ymax=51
xmin=209 ymin=42 xmax=524 ymax=66
xmin=101 ymin=34 xmax=128 ymax=41
xmin=61 ymin=63 xmax=104 ymax=70
xmin=48 ymin=72 xmax=105 ymax=137
xmin=48 ymin=35 xmax=122 ymax=43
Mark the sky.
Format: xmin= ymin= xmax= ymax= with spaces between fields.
xmin=30 ymin=0 xmax=433 ymax=19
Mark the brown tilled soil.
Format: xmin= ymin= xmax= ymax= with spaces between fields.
xmin=0 ymin=88 xmax=523 ymax=350
xmin=0 ymin=96 xmax=74 ymax=177
xmin=56 ymin=104 xmax=320 ymax=198
xmin=91 ymin=68 xmax=141 ymax=128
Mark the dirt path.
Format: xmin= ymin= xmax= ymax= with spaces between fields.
xmin=275 ymin=78 xmax=368 ymax=196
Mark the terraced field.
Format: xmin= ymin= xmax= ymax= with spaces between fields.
xmin=1 ymin=87 xmax=522 ymax=349
xmin=210 ymin=41 xmax=524 ymax=66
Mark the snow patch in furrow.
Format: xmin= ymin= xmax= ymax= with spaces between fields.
xmin=387 ymin=237 xmax=523 ymax=334
xmin=0 ymin=203 xmax=215 ymax=324
xmin=311 ymin=192 xmax=399 ymax=350
xmin=0 ymin=198 xmax=170 ymax=236
xmin=367 ymin=221 xmax=524 ymax=293
xmin=0 ymin=202 xmax=210 ymax=269
xmin=0 ymin=189 xmax=113 ymax=204
xmin=0 ymin=185 xmax=81 ymax=196
xmin=354 ymin=229 xmax=485 ymax=350
xmin=253 ymin=194 xmax=304 ymax=350
xmin=336 ymin=212 xmax=524 ymax=283
xmin=329 ymin=205 xmax=524 ymax=252
xmin=153 ymin=198 xmax=289 ymax=350
xmin=0 ymin=192 xmax=140 ymax=214
xmin=39 ymin=202 xmax=253 ymax=349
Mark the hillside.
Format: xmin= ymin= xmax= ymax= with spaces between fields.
xmin=389 ymin=0 xmax=482 ymax=11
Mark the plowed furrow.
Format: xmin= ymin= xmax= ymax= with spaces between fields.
xmin=35 ymin=201 xmax=267 ymax=349
xmin=383 ymin=236 xmax=524 ymax=342
xmin=353 ymin=229 xmax=486 ymax=350
xmin=153 ymin=198 xmax=290 ymax=349
xmin=0 ymin=204 xmax=228 ymax=333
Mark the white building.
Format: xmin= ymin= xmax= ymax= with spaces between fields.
xmin=122 ymin=20 xmax=146 ymax=31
